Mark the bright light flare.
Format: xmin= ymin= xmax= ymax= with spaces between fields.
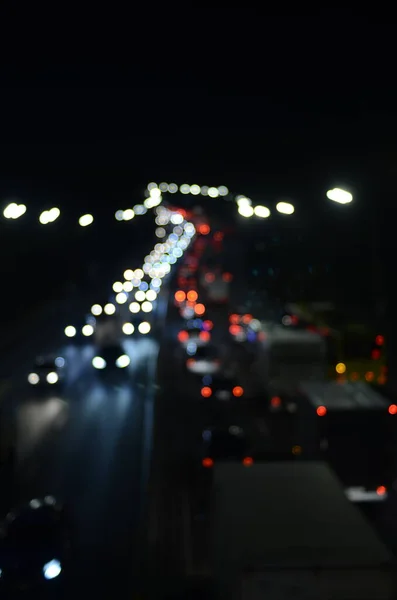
xmin=116 ymin=292 xmax=128 ymax=304
xmin=116 ymin=354 xmax=130 ymax=368
xmin=326 ymin=188 xmax=353 ymax=204
xmin=64 ymin=326 xmax=76 ymax=338
xmin=3 ymin=202 xmax=26 ymax=219
xmin=92 ymin=356 xmax=106 ymax=369
xmin=276 ymin=202 xmax=295 ymax=215
xmin=113 ymin=281 xmax=123 ymax=293
xmin=91 ymin=304 xmax=102 ymax=316
xmin=141 ymin=301 xmax=153 ymax=313
xmin=254 ymin=205 xmax=270 ymax=218
xmin=238 ymin=204 xmax=254 ymax=218
xmin=123 ymin=209 xmax=135 ymax=221
xmin=122 ymin=323 xmax=135 ymax=335
xmin=39 ymin=207 xmax=60 ymax=224
xmin=79 ymin=214 xmax=94 ymax=227
xmin=104 ymin=303 xmax=116 ymax=315
xmin=129 ymin=302 xmax=140 ymax=313
xmin=82 ymin=324 xmax=94 ymax=336
xmin=138 ymin=322 xmax=151 ymax=334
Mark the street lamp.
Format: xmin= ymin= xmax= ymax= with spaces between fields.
xmin=326 ymin=188 xmax=353 ymax=204
xmin=238 ymin=204 xmax=254 ymax=218
xmin=276 ymin=202 xmax=295 ymax=215
xmin=254 ymin=205 xmax=271 ymax=219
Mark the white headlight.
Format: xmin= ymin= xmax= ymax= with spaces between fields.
xmin=122 ymin=323 xmax=135 ymax=335
xmin=135 ymin=291 xmax=146 ymax=302
xmin=138 ymin=322 xmax=151 ymax=335
xmin=141 ymin=301 xmax=153 ymax=313
xmin=129 ymin=302 xmax=140 ymax=314
xmin=47 ymin=372 xmax=59 ymax=384
xmin=28 ymin=373 xmax=39 ymax=385
xmin=116 ymin=292 xmax=128 ymax=305
xmin=82 ymin=324 xmax=94 ymax=336
xmin=116 ymin=354 xmax=130 ymax=368
xmin=91 ymin=304 xmax=102 ymax=316
xmin=64 ymin=326 xmax=76 ymax=338
xmin=92 ymin=356 xmax=106 ymax=369
xmin=104 ymin=303 xmax=116 ymax=315
xmin=145 ymin=290 xmax=157 ymax=302
xmin=112 ymin=281 xmax=123 ymax=293
xmin=43 ymin=559 xmax=62 ymax=580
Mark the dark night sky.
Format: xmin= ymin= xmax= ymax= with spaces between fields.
xmin=1 ymin=16 xmax=397 ymax=323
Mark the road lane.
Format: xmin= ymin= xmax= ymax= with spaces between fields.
xmin=1 ymin=335 xmax=159 ymax=598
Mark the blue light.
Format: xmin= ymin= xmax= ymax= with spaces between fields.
xmin=139 ymin=281 xmax=149 ymax=291
xmin=202 ymin=374 xmax=212 ymax=386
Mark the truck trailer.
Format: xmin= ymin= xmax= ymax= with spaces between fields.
xmin=210 ymin=461 xmax=394 ymax=599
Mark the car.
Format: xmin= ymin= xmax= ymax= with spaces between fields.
xmin=186 ymin=345 xmax=221 ymax=375
xmin=0 ymin=496 xmax=72 ymax=592
xmin=178 ymin=326 xmax=211 ymax=348
xmin=27 ymin=356 xmax=66 ymax=388
xmin=200 ymin=374 xmax=244 ymax=400
xmin=200 ymin=425 xmax=254 ymax=468
xmin=91 ymin=344 xmax=130 ymax=371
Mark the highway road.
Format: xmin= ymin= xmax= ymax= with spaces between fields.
xmin=0 ymin=337 xmax=159 ymax=598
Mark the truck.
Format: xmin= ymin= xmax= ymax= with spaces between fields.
xmin=210 ymin=461 xmax=395 ymax=599
xmin=251 ymin=324 xmax=327 ymax=394
xmin=295 ymin=380 xmax=397 ymax=501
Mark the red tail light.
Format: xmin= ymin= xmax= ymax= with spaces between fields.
xmin=174 ymin=291 xmax=186 ymax=303
xmin=233 ymin=386 xmax=244 ymax=397
xmin=178 ymin=331 xmax=189 ymax=343
xmin=242 ymin=314 xmax=252 ymax=324
xmin=187 ymin=359 xmax=195 ymax=367
xmin=271 ymin=396 xmax=281 ymax=408
xmin=377 ymin=486 xmax=387 ymax=496
xmin=316 ymin=406 xmax=327 ymax=417
xmin=201 ymin=386 xmax=212 ymax=398
xmin=199 ymin=331 xmax=210 ymax=342
xmin=202 ymin=457 xmax=213 ymax=468
xmin=242 ymin=456 xmax=254 ymax=467
xmin=203 ymin=320 xmax=213 ymax=331
xmin=389 ymin=405 xmax=397 ymax=415
xmin=205 ymin=273 xmax=215 ymax=283
xmin=229 ymin=314 xmax=240 ymax=324
xmin=223 ymin=272 xmax=233 ymax=282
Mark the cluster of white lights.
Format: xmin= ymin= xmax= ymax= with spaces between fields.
xmin=64 ymin=195 xmax=195 ymax=341
xmin=1 ymin=182 xmax=353 ymax=231
xmin=3 ymin=202 xmax=27 ymax=219
xmin=236 ymin=196 xmax=295 ymax=219
xmin=147 ymin=182 xmax=229 ymax=198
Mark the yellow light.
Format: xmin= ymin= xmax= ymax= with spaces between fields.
xmin=335 ymin=362 xmax=346 ymax=374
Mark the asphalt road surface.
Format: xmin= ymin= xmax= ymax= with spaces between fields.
xmin=0 ymin=298 xmax=164 ymax=598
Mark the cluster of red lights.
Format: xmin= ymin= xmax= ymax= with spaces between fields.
xmin=202 ymin=456 xmax=253 ymax=468
xmin=201 ymin=385 xmax=244 ymax=398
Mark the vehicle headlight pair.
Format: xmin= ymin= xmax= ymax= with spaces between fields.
xmin=92 ymin=355 xmax=130 ymax=369
xmin=27 ymin=372 xmax=59 ymax=385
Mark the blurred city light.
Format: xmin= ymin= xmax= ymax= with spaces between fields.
xmin=138 ymin=322 xmax=151 ymax=334
xmin=123 ymin=209 xmax=134 ymax=221
xmin=122 ymin=323 xmax=135 ymax=335
xmin=104 ymin=303 xmax=116 ymax=315
xmin=326 ymin=188 xmax=353 ymax=204
xmin=276 ymin=202 xmax=295 ymax=215
xmin=254 ymin=205 xmax=271 ymax=218
xmin=64 ymin=326 xmax=77 ymax=338
xmin=238 ymin=204 xmax=254 ymax=218
xmin=39 ymin=207 xmax=60 ymax=224
xmin=79 ymin=214 xmax=94 ymax=227
xmin=3 ymin=202 xmax=27 ymax=219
